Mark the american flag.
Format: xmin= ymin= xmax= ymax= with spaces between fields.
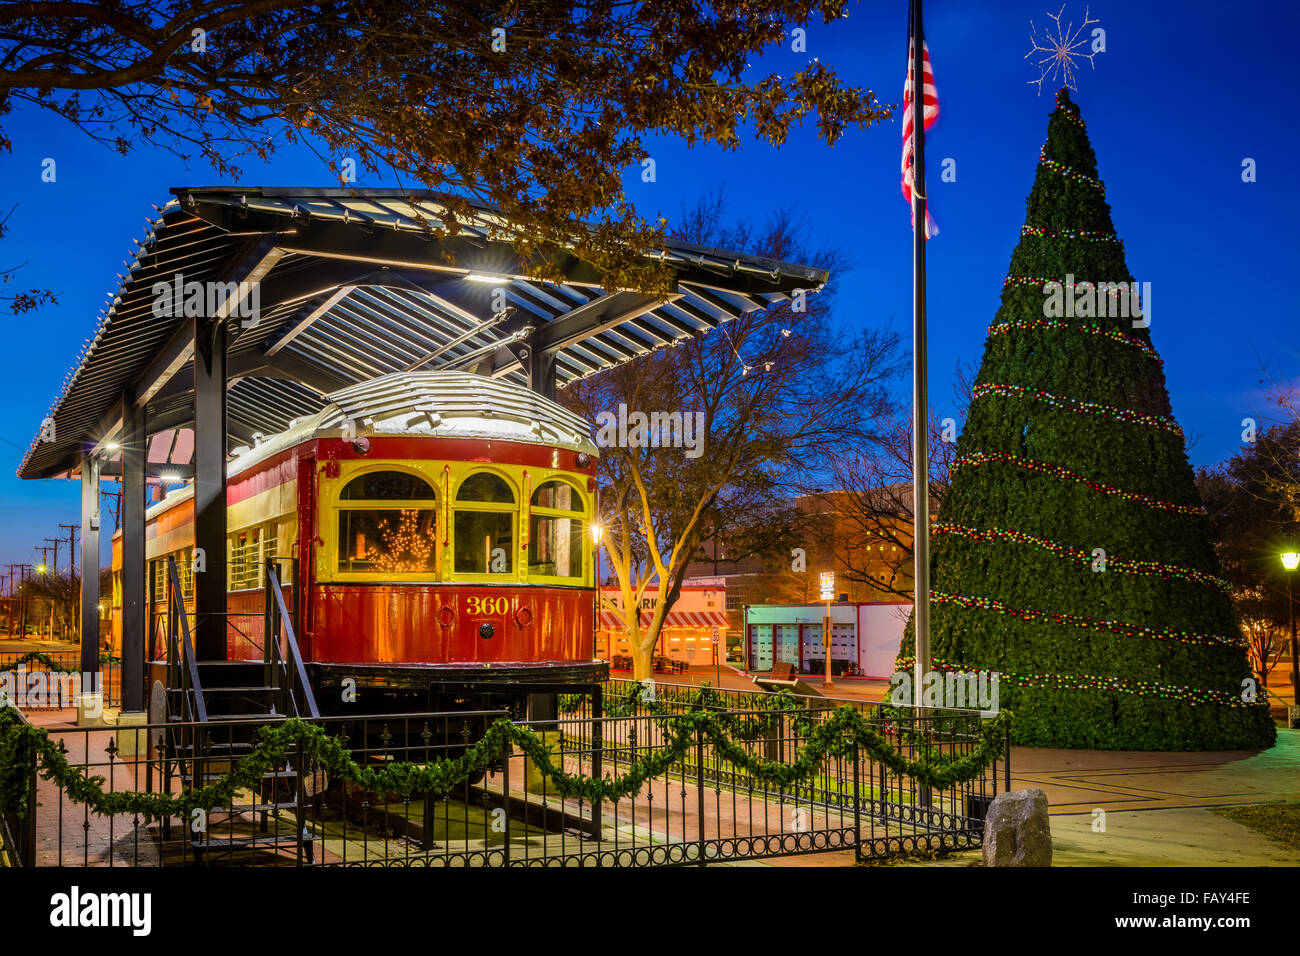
xmin=902 ymin=37 xmax=939 ymax=238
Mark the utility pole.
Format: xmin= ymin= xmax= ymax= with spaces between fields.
xmin=59 ymin=523 xmax=79 ymax=576
xmin=35 ymin=546 xmax=52 ymax=640
xmin=16 ymin=564 xmax=32 ymax=639
xmin=4 ymin=565 xmax=18 ymax=637
xmin=103 ymin=486 xmax=123 ymax=534
xmin=45 ymin=537 xmax=63 ymax=639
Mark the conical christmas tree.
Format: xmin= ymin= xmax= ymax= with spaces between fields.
xmin=903 ymin=89 xmax=1275 ymax=751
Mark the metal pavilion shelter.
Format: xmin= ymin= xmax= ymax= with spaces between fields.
xmin=17 ymin=186 xmax=828 ymax=719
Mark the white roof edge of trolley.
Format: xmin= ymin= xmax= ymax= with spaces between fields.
xmin=137 ymin=372 xmax=599 ymax=525
xmin=223 ymin=370 xmax=599 ymax=476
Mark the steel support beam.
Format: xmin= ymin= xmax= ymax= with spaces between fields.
xmin=79 ymin=455 xmax=101 ymax=676
xmin=506 ymin=325 xmax=558 ymax=401
xmin=543 ymin=291 xmax=664 ymax=352
xmin=193 ymin=316 xmax=228 ymax=660
xmin=134 ymin=238 xmax=284 ymax=409
xmin=120 ymin=397 xmax=147 ymax=712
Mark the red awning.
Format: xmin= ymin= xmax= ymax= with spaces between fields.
xmin=598 ymin=609 xmax=728 ymax=630
xmin=598 ymin=610 xmax=630 ymax=630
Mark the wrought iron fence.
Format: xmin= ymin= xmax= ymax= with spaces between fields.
xmin=571 ymin=676 xmax=873 ymax=719
xmin=0 ymin=692 xmax=1008 ymax=867
xmin=0 ymin=650 xmax=121 ymax=711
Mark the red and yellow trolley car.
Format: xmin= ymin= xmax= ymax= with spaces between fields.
xmin=110 ymin=371 xmax=606 ymax=715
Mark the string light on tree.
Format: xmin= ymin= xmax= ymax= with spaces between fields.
xmin=897 ymin=656 xmax=1257 ymax=709
xmin=932 ymin=522 xmax=1234 ymax=594
xmin=1019 ymin=225 xmax=1119 ymax=244
xmin=972 ymin=383 xmax=1184 ymax=436
xmin=1037 ymin=146 xmax=1106 ymax=194
xmin=929 ymin=589 xmax=1245 ymax=649
xmin=951 ymin=451 xmax=1206 ymax=515
xmin=1052 ymin=91 xmax=1089 ymax=126
xmin=988 ymin=319 xmax=1161 ymax=364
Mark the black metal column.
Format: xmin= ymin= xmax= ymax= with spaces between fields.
xmin=523 ymin=326 xmax=558 ymax=401
xmin=193 ymin=317 xmax=228 ymax=660
xmin=121 ymin=397 xmax=147 ymax=712
xmin=78 ymin=454 xmax=101 ymax=676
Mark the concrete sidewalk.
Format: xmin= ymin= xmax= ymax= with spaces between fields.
xmin=0 ymin=638 xmax=81 ymax=654
xmin=1006 ymin=730 xmax=1300 ymax=813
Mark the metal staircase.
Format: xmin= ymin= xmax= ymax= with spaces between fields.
xmin=162 ymin=556 xmax=321 ymax=865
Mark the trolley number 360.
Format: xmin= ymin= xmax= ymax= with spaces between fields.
xmin=465 ymin=595 xmax=511 ymax=616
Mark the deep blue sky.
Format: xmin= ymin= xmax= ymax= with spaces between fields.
xmin=0 ymin=0 xmax=1296 ymax=573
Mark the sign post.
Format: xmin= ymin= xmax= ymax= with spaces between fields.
xmin=711 ymin=624 xmax=721 ymax=688
xmin=819 ymin=572 xmax=836 ymax=690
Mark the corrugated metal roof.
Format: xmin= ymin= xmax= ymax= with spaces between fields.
xmin=323 ymin=370 xmax=599 ymax=455
xmin=19 ymin=187 xmax=827 ymax=480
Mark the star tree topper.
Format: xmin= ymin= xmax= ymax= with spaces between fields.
xmin=1026 ymin=4 xmax=1101 ymax=94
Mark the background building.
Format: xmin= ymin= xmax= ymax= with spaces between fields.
xmin=683 ymin=486 xmax=917 ymax=664
xmin=744 ymin=600 xmax=911 ymax=678
xmin=597 ymin=580 xmax=728 ymax=669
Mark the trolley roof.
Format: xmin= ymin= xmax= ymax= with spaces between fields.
xmin=235 ymin=370 xmax=602 ymax=469
xmin=113 ymin=370 xmax=601 ymax=533
xmin=19 ymin=187 xmax=827 ymax=480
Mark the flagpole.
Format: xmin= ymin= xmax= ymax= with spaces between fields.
xmin=910 ymin=0 xmax=931 ymax=703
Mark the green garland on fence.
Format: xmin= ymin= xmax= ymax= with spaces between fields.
xmin=561 ymin=681 xmax=815 ymax=729
xmin=0 ymin=651 xmax=120 ymax=674
xmin=562 ymin=681 xmax=868 ymax=757
xmin=0 ymin=702 xmax=1011 ymax=824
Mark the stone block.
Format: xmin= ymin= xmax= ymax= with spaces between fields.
xmin=983 ymin=788 xmax=1052 ymax=867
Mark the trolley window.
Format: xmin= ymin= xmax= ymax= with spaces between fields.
xmin=336 ymin=470 xmax=438 ymax=574
xmin=529 ymin=480 xmax=585 ymax=581
xmin=454 ymin=471 xmax=515 ymax=575
xmin=229 ymin=526 xmax=262 ymax=590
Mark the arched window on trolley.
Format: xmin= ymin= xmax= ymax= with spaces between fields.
xmin=453 ymin=471 xmax=517 ymax=580
xmin=335 ymin=469 xmax=439 ymax=578
xmin=528 ymin=479 xmax=588 ymax=585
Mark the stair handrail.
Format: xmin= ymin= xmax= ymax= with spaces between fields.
xmin=166 ymin=555 xmax=207 ymax=724
xmin=265 ymin=559 xmax=319 ymax=719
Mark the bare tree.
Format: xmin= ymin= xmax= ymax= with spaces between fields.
xmin=1254 ymin=377 xmax=1300 ymax=523
xmin=1197 ymin=427 xmax=1300 ymax=693
xmin=566 ymin=197 xmax=901 ymax=678
xmin=1238 ymin=603 xmax=1288 ymax=689
xmin=25 ymin=570 xmax=79 ymax=639
xmin=823 ymin=360 xmax=974 ymax=599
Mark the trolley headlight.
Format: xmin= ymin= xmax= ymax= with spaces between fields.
xmin=478 ymin=622 xmax=495 ymax=640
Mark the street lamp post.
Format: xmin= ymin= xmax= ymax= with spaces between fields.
xmin=1283 ymin=551 xmax=1299 ymax=706
xmin=819 ymin=571 xmax=835 ymax=690
xmin=591 ymin=523 xmax=604 ymax=661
